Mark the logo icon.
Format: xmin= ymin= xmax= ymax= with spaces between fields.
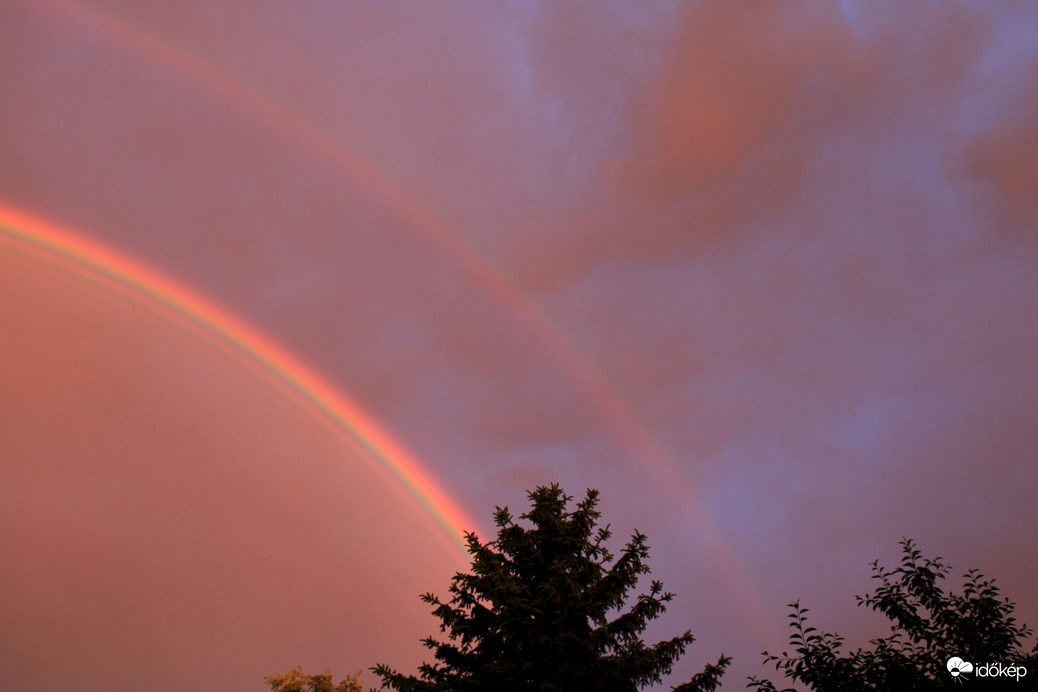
xmin=948 ymin=657 xmax=974 ymax=682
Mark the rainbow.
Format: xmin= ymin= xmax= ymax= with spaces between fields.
xmin=0 ymin=200 xmax=475 ymax=566
xmin=32 ymin=0 xmax=700 ymax=516
xmin=32 ymin=0 xmax=677 ymax=496
xmin=20 ymin=0 xmax=777 ymax=642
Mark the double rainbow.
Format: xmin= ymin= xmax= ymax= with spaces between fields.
xmin=13 ymin=0 xmax=776 ymax=640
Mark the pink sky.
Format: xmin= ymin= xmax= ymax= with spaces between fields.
xmin=1 ymin=1 xmax=1036 ymax=689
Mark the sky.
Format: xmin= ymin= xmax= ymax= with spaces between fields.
xmin=1 ymin=0 xmax=1036 ymax=689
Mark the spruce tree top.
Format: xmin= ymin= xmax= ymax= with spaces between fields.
xmin=374 ymin=484 xmax=728 ymax=692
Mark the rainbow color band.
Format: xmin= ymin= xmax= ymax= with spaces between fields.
xmin=0 ymin=200 xmax=475 ymax=566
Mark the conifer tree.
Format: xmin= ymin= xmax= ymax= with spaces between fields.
xmin=264 ymin=665 xmax=365 ymax=692
xmin=373 ymin=484 xmax=729 ymax=692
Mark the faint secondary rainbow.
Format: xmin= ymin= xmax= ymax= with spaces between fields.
xmin=28 ymin=0 xmax=776 ymax=642
xmin=0 ymin=201 xmax=475 ymax=566
xmin=32 ymin=0 xmax=699 ymax=500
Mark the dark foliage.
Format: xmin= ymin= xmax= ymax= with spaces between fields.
xmin=373 ymin=484 xmax=729 ymax=692
xmin=264 ymin=665 xmax=365 ymax=692
xmin=749 ymin=538 xmax=1037 ymax=691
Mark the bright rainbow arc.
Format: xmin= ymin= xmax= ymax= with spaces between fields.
xmin=0 ymin=201 xmax=475 ymax=566
xmin=25 ymin=0 xmax=776 ymax=642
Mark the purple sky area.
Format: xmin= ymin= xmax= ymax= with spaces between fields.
xmin=1 ymin=1 xmax=1036 ymax=690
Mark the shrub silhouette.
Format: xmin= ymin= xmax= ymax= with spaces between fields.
xmin=750 ymin=538 xmax=1037 ymax=691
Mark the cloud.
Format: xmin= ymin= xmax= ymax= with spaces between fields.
xmin=965 ymin=68 xmax=1038 ymax=233
xmin=510 ymin=0 xmax=1001 ymax=289
xmin=619 ymin=1 xmax=848 ymax=194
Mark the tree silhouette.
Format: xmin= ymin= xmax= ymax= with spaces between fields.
xmin=264 ymin=665 xmax=365 ymax=692
xmin=750 ymin=538 xmax=1037 ymax=691
xmin=373 ymin=484 xmax=729 ymax=692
